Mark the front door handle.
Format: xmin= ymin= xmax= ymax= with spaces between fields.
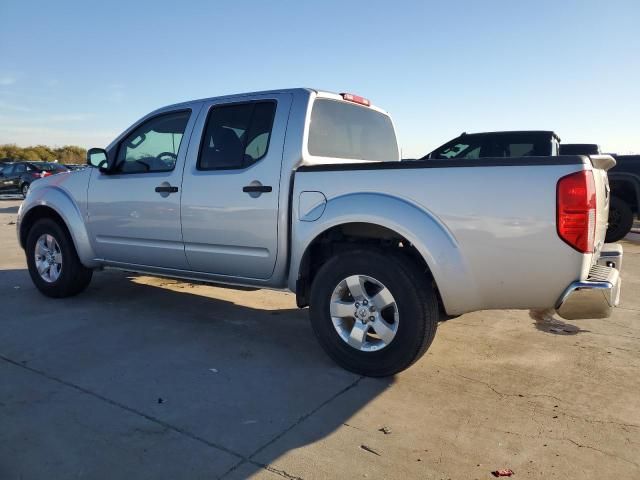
xmin=242 ymin=185 xmax=272 ymax=193
xmin=155 ymin=185 xmax=179 ymax=193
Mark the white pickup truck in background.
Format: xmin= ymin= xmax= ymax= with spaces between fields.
xmin=17 ymin=88 xmax=622 ymax=376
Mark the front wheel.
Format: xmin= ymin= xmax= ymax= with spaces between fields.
xmin=26 ymin=218 xmax=93 ymax=298
xmin=309 ymin=249 xmax=439 ymax=377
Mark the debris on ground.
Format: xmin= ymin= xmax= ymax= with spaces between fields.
xmin=360 ymin=445 xmax=381 ymax=456
xmin=492 ymin=468 xmax=514 ymax=477
xmin=378 ymin=426 xmax=392 ymax=435
xmin=6 ymin=221 xmax=16 ymax=225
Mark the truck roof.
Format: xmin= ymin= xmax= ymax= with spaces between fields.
xmin=159 ymin=88 xmax=390 ymax=116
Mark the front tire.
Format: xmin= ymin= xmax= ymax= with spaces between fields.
xmin=309 ymin=249 xmax=439 ymax=377
xmin=606 ymin=196 xmax=634 ymax=242
xmin=26 ymin=218 xmax=93 ymax=298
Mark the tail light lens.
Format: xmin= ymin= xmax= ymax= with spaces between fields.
xmin=40 ymin=171 xmax=52 ymax=178
xmin=557 ymin=170 xmax=596 ymax=253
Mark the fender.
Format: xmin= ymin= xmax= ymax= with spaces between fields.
xmin=19 ymin=185 xmax=100 ymax=268
xmin=289 ymin=192 xmax=481 ymax=315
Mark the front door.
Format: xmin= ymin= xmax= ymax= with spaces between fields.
xmin=180 ymin=94 xmax=291 ymax=279
xmin=87 ymin=107 xmax=200 ymax=269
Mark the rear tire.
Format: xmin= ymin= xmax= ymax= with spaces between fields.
xmin=309 ymin=249 xmax=438 ymax=377
xmin=21 ymin=183 xmax=30 ymax=198
xmin=606 ymin=196 xmax=634 ymax=242
xmin=26 ymin=218 xmax=93 ymax=298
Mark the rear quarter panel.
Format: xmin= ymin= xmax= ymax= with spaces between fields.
xmin=291 ymin=163 xmax=590 ymax=315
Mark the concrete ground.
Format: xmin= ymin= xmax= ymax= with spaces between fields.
xmin=0 ymin=196 xmax=638 ymax=480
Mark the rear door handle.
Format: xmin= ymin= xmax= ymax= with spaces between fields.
xmin=243 ymin=185 xmax=272 ymax=193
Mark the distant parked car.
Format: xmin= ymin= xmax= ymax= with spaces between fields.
xmin=0 ymin=161 xmax=69 ymax=198
xmin=65 ymin=164 xmax=87 ymax=171
xmin=560 ymin=144 xmax=601 ymax=155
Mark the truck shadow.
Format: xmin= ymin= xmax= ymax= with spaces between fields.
xmin=0 ymin=268 xmax=392 ymax=479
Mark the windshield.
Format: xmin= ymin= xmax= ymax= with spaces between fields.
xmin=308 ymin=99 xmax=399 ymax=161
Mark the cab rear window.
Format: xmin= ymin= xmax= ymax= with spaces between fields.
xmin=308 ymin=99 xmax=399 ymax=161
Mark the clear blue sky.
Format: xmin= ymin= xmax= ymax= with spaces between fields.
xmin=1 ymin=0 xmax=639 ymax=157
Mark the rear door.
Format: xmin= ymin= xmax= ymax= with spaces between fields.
xmin=180 ymin=93 xmax=292 ymax=279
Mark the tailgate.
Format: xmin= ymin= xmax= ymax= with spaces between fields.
xmin=590 ymin=155 xmax=617 ymax=257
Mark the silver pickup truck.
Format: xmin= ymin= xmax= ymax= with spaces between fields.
xmin=16 ymin=88 xmax=623 ymax=376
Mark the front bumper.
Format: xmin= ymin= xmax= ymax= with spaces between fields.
xmin=556 ymin=244 xmax=623 ymax=320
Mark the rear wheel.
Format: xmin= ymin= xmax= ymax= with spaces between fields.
xmin=606 ymin=196 xmax=634 ymax=242
xmin=309 ymin=249 xmax=438 ymax=377
xmin=26 ymin=218 xmax=93 ymax=298
xmin=21 ymin=183 xmax=30 ymax=198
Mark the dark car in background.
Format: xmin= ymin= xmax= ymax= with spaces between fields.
xmin=606 ymin=154 xmax=640 ymax=241
xmin=560 ymin=143 xmax=601 ymax=155
xmin=0 ymin=161 xmax=69 ymax=198
xmin=420 ymin=131 xmax=561 ymax=160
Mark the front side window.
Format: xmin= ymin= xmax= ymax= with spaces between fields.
xmin=198 ymin=101 xmax=276 ymax=170
xmin=115 ymin=110 xmax=191 ymax=174
xmin=308 ymin=99 xmax=399 ymax=161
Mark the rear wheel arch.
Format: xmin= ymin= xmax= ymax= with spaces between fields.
xmin=295 ymin=222 xmax=443 ymax=312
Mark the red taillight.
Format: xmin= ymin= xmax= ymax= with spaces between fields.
xmin=557 ymin=170 xmax=596 ymax=253
xmin=40 ymin=171 xmax=52 ymax=178
xmin=340 ymin=92 xmax=371 ymax=107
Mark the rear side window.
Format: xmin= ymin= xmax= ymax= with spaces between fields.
xmin=308 ymin=99 xmax=399 ymax=161
xmin=198 ymin=101 xmax=276 ymax=170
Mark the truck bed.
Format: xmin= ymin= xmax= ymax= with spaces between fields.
xmin=292 ymin=155 xmax=609 ymax=315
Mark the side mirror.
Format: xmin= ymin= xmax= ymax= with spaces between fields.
xmin=87 ymin=148 xmax=109 ymax=172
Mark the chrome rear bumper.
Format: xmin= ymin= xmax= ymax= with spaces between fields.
xmin=556 ymin=245 xmax=623 ymax=320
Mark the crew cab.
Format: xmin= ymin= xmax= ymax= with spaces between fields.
xmin=16 ymin=88 xmax=622 ymax=376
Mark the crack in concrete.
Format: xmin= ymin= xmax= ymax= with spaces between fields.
xmin=448 ymin=370 xmax=566 ymax=403
xmin=0 ymin=353 xmax=246 ymax=463
xmin=1 ymin=352 xmax=363 ymax=480
xmin=219 ymin=375 xmax=364 ymax=480
xmin=262 ymin=464 xmax=305 ymax=480
xmin=561 ymin=437 xmax=640 ymax=469
xmin=493 ymin=428 xmax=640 ymax=469
xmin=556 ymin=411 xmax=640 ymax=430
